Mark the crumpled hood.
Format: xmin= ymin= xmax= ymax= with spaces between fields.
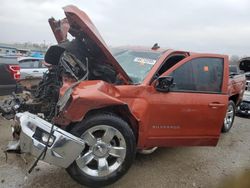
xmin=48 ymin=5 xmax=131 ymax=84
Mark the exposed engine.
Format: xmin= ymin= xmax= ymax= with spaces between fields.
xmin=0 ymin=38 xmax=121 ymax=121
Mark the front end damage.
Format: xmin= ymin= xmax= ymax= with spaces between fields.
xmin=0 ymin=5 xmax=132 ymax=173
xmin=12 ymin=112 xmax=85 ymax=168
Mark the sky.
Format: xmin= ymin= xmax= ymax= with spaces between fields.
xmin=0 ymin=0 xmax=250 ymax=56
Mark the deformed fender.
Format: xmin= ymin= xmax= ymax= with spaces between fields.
xmin=58 ymin=80 xmax=140 ymax=126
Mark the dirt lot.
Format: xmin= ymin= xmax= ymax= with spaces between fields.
xmin=0 ymin=115 xmax=249 ymax=188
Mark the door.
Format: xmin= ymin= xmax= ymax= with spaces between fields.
xmin=145 ymin=55 xmax=228 ymax=147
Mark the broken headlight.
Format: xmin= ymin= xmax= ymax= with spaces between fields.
xmin=33 ymin=127 xmax=55 ymax=147
xmin=41 ymin=132 xmax=55 ymax=146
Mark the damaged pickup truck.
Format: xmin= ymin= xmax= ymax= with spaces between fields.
xmin=0 ymin=5 xmax=246 ymax=187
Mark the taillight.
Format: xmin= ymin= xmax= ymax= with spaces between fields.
xmin=8 ymin=65 xmax=20 ymax=80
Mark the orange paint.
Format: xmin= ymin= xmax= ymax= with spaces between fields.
xmin=204 ymin=66 xmax=209 ymax=72
xmin=53 ymin=5 xmax=245 ymax=150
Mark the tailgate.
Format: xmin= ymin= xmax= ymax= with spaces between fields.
xmin=0 ymin=57 xmax=19 ymax=95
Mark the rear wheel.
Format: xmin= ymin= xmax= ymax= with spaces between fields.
xmin=222 ymin=100 xmax=236 ymax=133
xmin=66 ymin=113 xmax=136 ymax=187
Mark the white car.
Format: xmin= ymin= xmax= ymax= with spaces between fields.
xmin=18 ymin=57 xmax=48 ymax=79
xmin=237 ymin=73 xmax=250 ymax=116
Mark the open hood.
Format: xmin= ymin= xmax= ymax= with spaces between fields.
xmin=48 ymin=5 xmax=131 ymax=83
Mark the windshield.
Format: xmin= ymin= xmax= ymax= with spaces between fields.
xmin=113 ymin=50 xmax=161 ymax=83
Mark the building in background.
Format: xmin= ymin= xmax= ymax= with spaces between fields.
xmin=0 ymin=45 xmax=17 ymax=56
xmin=0 ymin=43 xmax=47 ymax=58
xmin=17 ymin=48 xmax=30 ymax=56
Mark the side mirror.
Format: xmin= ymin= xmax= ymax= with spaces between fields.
xmin=155 ymin=76 xmax=174 ymax=92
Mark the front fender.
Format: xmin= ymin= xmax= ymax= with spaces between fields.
xmin=60 ymin=80 xmax=127 ymax=123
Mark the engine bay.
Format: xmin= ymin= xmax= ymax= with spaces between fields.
xmin=0 ymin=38 xmax=123 ymax=121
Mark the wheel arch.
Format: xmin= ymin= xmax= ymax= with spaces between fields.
xmin=83 ymin=105 xmax=139 ymax=142
xmin=229 ymin=94 xmax=239 ymax=106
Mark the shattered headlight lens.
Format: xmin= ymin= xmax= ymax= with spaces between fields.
xmin=41 ymin=132 xmax=55 ymax=146
xmin=57 ymin=88 xmax=73 ymax=112
xmin=33 ymin=127 xmax=55 ymax=147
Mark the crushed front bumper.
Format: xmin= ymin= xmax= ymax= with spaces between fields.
xmin=15 ymin=112 xmax=85 ymax=168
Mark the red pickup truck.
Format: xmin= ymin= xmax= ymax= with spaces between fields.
xmin=0 ymin=57 xmax=20 ymax=96
xmin=2 ymin=5 xmax=245 ymax=187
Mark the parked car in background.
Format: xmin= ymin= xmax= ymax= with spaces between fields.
xmin=18 ymin=57 xmax=47 ymax=79
xmin=0 ymin=57 xmax=47 ymax=96
xmin=238 ymin=78 xmax=250 ymax=116
xmin=237 ymin=58 xmax=250 ymax=116
xmin=0 ymin=57 xmax=20 ymax=96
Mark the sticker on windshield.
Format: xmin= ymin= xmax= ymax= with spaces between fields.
xmin=134 ymin=57 xmax=156 ymax=65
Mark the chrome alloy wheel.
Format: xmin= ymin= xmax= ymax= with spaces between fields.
xmin=224 ymin=103 xmax=234 ymax=130
xmin=75 ymin=125 xmax=126 ymax=177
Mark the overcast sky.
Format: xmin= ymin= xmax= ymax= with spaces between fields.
xmin=0 ymin=0 xmax=250 ymax=56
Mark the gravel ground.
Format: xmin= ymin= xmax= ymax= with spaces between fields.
xmin=0 ymin=115 xmax=249 ymax=188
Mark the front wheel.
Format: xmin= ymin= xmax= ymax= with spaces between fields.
xmin=66 ymin=113 xmax=136 ymax=187
xmin=222 ymin=100 xmax=236 ymax=133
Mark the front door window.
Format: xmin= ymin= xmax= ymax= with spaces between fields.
xmin=170 ymin=58 xmax=224 ymax=93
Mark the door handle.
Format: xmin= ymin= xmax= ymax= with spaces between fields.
xmin=32 ymin=70 xmax=39 ymax=72
xmin=209 ymin=102 xmax=225 ymax=108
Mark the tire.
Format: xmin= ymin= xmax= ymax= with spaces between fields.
xmin=222 ymin=100 xmax=236 ymax=133
xmin=66 ymin=113 xmax=136 ymax=187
